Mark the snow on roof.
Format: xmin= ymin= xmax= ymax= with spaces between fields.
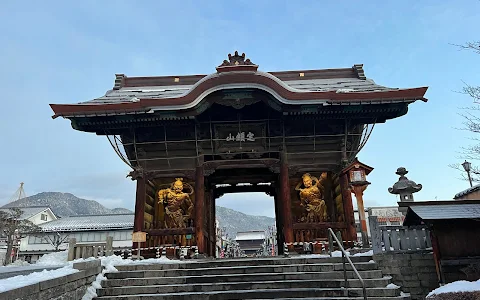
xmin=235 ymin=231 xmax=265 ymax=241
xmin=0 ymin=206 xmax=51 ymax=220
xmin=39 ymin=214 xmax=134 ymax=232
xmin=454 ymin=184 xmax=480 ymax=199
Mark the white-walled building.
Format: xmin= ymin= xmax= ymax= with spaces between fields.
xmin=0 ymin=206 xmax=57 ymax=265
xmin=235 ymin=231 xmax=265 ymax=256
xmin=20 ymin=213 xmax=134 ymax=263
xmin=353 ymin=206 xmax=405 ymax=240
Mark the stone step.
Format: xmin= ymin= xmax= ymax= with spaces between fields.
xmin=252 ymin=297 xmax=410 ymax=300
xmin=102 ymin=273 xmax=390 ymax=288
xmin=106 ymin=262 xmax=378 ymax=279
xmin=106 ymin=269 xmax=383 ymax=281
xmin=115 ymin=256 xmax=373 ymax=271
xmin=93 ymin=287 xmax=400 ymax=300
xmin=97 ymin=279 xmax=396 ymax=296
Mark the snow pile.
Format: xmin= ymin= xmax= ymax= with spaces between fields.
xmin=386 ymin=283 xmax=400 ymax=289
xmin=82 ymin=272 xmax=107 ymax=300
xmin=336 ymin=88 xmax=355 ymax=93
xmin=0 ymin=266 xmax=79 ymax=292
xmin=8 ymin=260 xmax=31 ymax=267
xmin=427 ymin=279 xmax=480 ymax=297
xmin=353 ymin=250 xmax=374 ymax=257
xmin=81 ymin=255 xmax=182 ymax=300
xmin=35 ymin=250 xmax=70 ymax=266
xmin=298 ymin=250 xmax=373 ymax=258
xmin=294 ymin=254 xmax=330 ymax=259
xmin=0 ymin=251 xmax=181 ymax=297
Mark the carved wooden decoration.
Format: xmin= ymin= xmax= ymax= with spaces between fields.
xmin=216 ymin=51 xmax=258 ymax=72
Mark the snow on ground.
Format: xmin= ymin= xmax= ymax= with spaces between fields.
xmin=82 ymin=255 xmax=182 ymax=300
xmin=297 ymin=249 xmax=373 ymax=258
xmin=0 ymin=250 xmax=182 ymax=296
xmin=0 ymin=266 xmax=78 ymax=292
xmin=427 ymin=279 xmax=480 ymax=297
xmin=2 ymin=260 xmax=31 ymax=267
xmin=352 ymin=250 xmax=374 ymax=256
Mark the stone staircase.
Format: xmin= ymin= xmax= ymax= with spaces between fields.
xmin=94 ymin=255 xmax=410 ymax=300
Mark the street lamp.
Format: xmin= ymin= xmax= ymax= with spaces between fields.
xmin=462 ymin=160 xmax=473 ymax=188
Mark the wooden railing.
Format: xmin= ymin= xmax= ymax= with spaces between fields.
xmin=67 ymin=236 xmax=113 ymax=261
xmin=368 ymin=216 xmax=432 ymax=254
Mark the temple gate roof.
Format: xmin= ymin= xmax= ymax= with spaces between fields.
xmin=50 ymin=52 xmax=428 ymax=119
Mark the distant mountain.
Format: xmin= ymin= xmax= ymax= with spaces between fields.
xmin=2 ymin=192 xmax=133 ymax=217
xmin=2 ymin=192 xmax=274 ymax=236
xmin=215 ymin=206 xmax=275 ymax=238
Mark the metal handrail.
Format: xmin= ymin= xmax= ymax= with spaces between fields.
xmin=328 ymin=228 xmax=367 ymax=300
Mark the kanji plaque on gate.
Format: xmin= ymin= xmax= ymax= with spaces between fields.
xmin=214 ymin=123 xmax=266 ymax=155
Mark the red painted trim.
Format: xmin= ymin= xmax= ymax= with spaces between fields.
xmin=134 ymin=177 xmax=146 ymax=232
xmin=50 ymin=72 xmax=428 ymax=117
xmin=195 ymin=166 xmax=205 ymax=254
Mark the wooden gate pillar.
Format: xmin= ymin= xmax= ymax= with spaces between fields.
xmin=195 ymin=165 xmax=205 ymax=254
xmin=340 ymin=173 xmax=357 ymax=242
xmin=280 ymin=152 xmax=294 ymax=244
xmin=133 ymin=172 xmax=146 ymax=232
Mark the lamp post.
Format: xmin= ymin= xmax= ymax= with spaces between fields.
xmin=342 ymin=159 xmax=373 ymax=248
xmin=462 ymin=160 xmax=473 ymax=188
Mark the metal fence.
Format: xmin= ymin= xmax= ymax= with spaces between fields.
xmin=368 ymin=216 xmax=432 ymax=254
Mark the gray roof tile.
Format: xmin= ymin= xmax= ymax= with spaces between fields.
xmin=410 ymin=204 xmax=480 ymax=220
xmin=39 ymin=214 xmax=134 ymax=232
xmin=0 ymin=206 xmax=51 ymax=220
xmin=76 ymin=77 xmax=395 ymax=106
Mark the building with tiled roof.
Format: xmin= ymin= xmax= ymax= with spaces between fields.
xmin=453 ymin=184 xmax=480 ymax=200
xmin=18 ymin=213 xmax=134 ymax=263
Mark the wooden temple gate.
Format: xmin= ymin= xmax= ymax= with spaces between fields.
xmin=50 ymin=51 xmax=428 ymax=256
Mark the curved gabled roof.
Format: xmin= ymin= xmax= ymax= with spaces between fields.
xmin=50 ymin=52 xmax=428 ymax=119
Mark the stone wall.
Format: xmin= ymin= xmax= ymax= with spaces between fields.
xmin=374 ymin=252 xmax=439 ymax=300
xmin=0 ymin=260 xmax=101 ymax=300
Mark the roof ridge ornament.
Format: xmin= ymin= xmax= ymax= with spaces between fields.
xmin=216 ymin=51 xmax=258 ymax=73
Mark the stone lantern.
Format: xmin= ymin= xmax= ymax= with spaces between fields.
xmin=388 ymin=167 xmax=422 ymax=215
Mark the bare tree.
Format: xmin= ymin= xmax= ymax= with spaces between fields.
xmin=450 ymin=41 xmax=480 ymax=183
xmin=38 ymin=232 xmax=70 ymax=251
xmin=0 ymin=208 xmax=41 ymax=265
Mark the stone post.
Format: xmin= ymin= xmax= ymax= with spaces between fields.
xmin=106 ymin=236 xmax=113 ymax=256
xmin=67 ymin=238 xmax=76 ymax=261
xmin=368 ymin=216 xmax=382 ymax=254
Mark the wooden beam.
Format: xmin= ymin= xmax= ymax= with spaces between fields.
xmin=146 ymin=227 xmax=195 ymax=236
xmin=293 ymin=222 xmax=347 ymax=230
xmin=214 ymin=184 xmax=274 ymax=197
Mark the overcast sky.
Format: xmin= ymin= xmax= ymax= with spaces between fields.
xmin=0 ymin=1 xmax=479 ymax=218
